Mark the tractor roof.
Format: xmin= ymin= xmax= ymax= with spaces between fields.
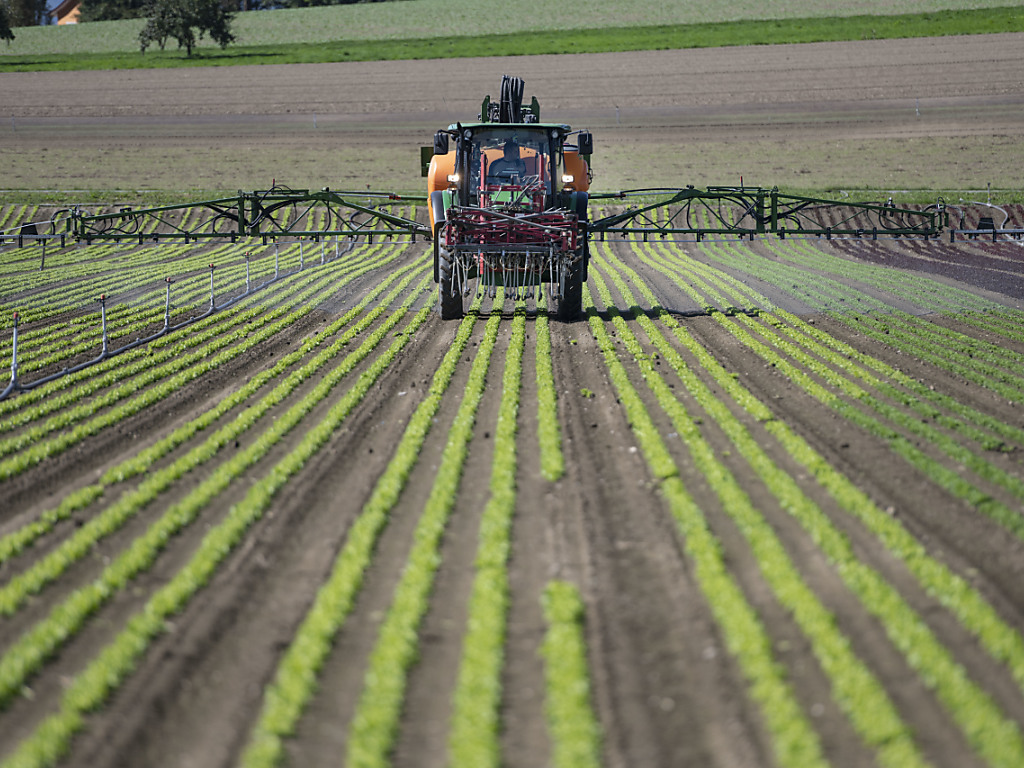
xmin=447 ymin=122 xmax=573 ymax=133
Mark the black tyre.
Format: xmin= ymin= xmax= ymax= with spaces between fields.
xmin=438 ymin=247 xmax=464 ymax=320
xmin=557 ymin=258 xmax=583 ymax=322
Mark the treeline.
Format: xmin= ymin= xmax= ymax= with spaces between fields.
xmin=80 ymin=0 xmax=399 ymax=23
xmin=2 ymin=0 xmax=48 ymax=34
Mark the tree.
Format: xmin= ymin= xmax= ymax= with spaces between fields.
xmin=0 ymin=0 xmax=14 ymax=44
xmin=138 ymin=0 xmax=234 ymax=57
xmin=80 ymin=0 xmax=148 ymax=22
xmin=5 ymin=0 xmax=46 ymax=28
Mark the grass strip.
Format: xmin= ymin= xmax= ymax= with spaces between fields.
xmin=240 ymin=294 xmax=486 ymax=768
xmin=447 ymin=300 xmax=527 ymax=768
xmin=541 ymin=580 xmax=602 ymax=768
xmin=2 ymin=7 xmax=1022 ymax=72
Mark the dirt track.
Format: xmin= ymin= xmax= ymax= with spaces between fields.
xmin=2 ymin=36 xmax=1024 ymax=768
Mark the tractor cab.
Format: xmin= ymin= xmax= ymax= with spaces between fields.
xmin=471 ymin=127 xmax=552 ymax=212
xmin=425 ymin=122 xmax=592 ymax=232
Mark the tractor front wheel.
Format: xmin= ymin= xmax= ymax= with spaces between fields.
xmin=438 ymin=247 xmax=464 ymax=320
xmin=557 ymin=258 xmax=583 ymax=322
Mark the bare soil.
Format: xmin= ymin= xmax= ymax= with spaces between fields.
xmin=2 ymin=33 xmax=1023 ymax=191
xmin=2 ymin=36 xmax=1024 ymax=768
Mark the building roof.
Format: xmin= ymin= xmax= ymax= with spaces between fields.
xmin=51 ymin=0 xmax=81 ymax=24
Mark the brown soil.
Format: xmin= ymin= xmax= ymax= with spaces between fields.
xmin=2 ymin=34 xmax=1023 ymax=191
xmin=2 ymin=36 xmax=1024 ymax=768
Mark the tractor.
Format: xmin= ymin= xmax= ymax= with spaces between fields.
xmin=423 ymin=76 xmax=593 ymax=320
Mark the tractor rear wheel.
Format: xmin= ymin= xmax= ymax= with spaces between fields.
xmin=438 ymin=247 xmax=464 ymax=320
xmin=557 ymin=258 xmax=583 ymax=322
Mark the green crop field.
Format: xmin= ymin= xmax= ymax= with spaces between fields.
xmin=1 ymin=0 xmax=1022 ymax=70
xmin=2 ymin=196 xmax=1024 ymax=766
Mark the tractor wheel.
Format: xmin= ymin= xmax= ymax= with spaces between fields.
xmin=557 ymin=258 xmax=583 ymax=322
xmin=438 ymin=247 xmax=464 ymax=320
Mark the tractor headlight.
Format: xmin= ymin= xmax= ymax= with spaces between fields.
xmin=447 ymin=173 xmax=460 ymax=184
xmin=561 ymin=174 xmax=575 ymax=184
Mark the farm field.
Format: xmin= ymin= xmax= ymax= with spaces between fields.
xmin=1 ymin=198 xmax=1024 ymax=768
xmin=3 ymin=33 xmax=1024 ymax=768
xmin=2 ymin=0 xmax=1018 ymax=58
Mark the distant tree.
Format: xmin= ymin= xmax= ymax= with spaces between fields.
xmin=138 ymin=0 xmax=235 ymax=57
xmin=281 ymin=0 xmax=387 ymax=8
xmin=6 ymin=0 xmax=46 ymax=27
xmin=80 ymin=0 xmax=147 ymax=22
xmin=0 ymin=0 xmax=14 ymax=44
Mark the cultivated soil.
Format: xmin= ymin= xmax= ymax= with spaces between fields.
xmin=2 ymin=35 xmax=1024 ymax=768
xmin=2 ymin=33 xmax=1023 ymax=191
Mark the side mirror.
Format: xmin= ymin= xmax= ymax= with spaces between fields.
xmin=578 ymin=131 xmax=593 ymax=156
xmin=434 ymin=131 xmax=450 ymax=155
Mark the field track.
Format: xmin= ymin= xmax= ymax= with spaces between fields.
xmin=3 ymin=34 xmax=1024 ymax=768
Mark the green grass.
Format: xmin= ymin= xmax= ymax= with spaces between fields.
xmin=2 ymin=6 xmax=1021 ymax=71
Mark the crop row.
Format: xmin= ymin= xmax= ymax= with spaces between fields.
xmin=6 ymin=237 xmax=387 ymax=399
xmin=669 ymin=239 xmax=1024 ymax=534
xmin=579 ymin=270 xmax=828 ymax=766
xmin=2 ymin=221 xmax=387 ymax=360
xmin=599 ymin=239 xmax=1024 ymax=765
xmin=1 ymin=257 xmax=436 ymax=767
xmin=447 ymin=301 xmax=527 ymax=768
xmin=540 ymin=580 xmax=602 ymax=768
xmin=592 ymin=255 xmax=933 ymax=764
xmin=535 ymin=292 xmax=565 ymax=481
xmin=241 ymin=290 xmax=490 ymax=767
xmin=0 ymin=256 xmax=430 ymax=607
xmin=746 ymin=237 xmax=1024 ymax=398
xmin=0 ymin=240 xmax=391 ymax=423
xmin=0 ymin=243 xmax=404 ymax=473
xmin=344 ymin=295 xmax=506 ymax=768
xmin=3 ymin=241 xmax=303 ymax=368
xmin=236 ymin=291 xmax=587 ymax=768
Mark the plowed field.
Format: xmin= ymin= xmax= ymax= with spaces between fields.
xmin=3 ymin=34 xmax=1024 ymax=768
